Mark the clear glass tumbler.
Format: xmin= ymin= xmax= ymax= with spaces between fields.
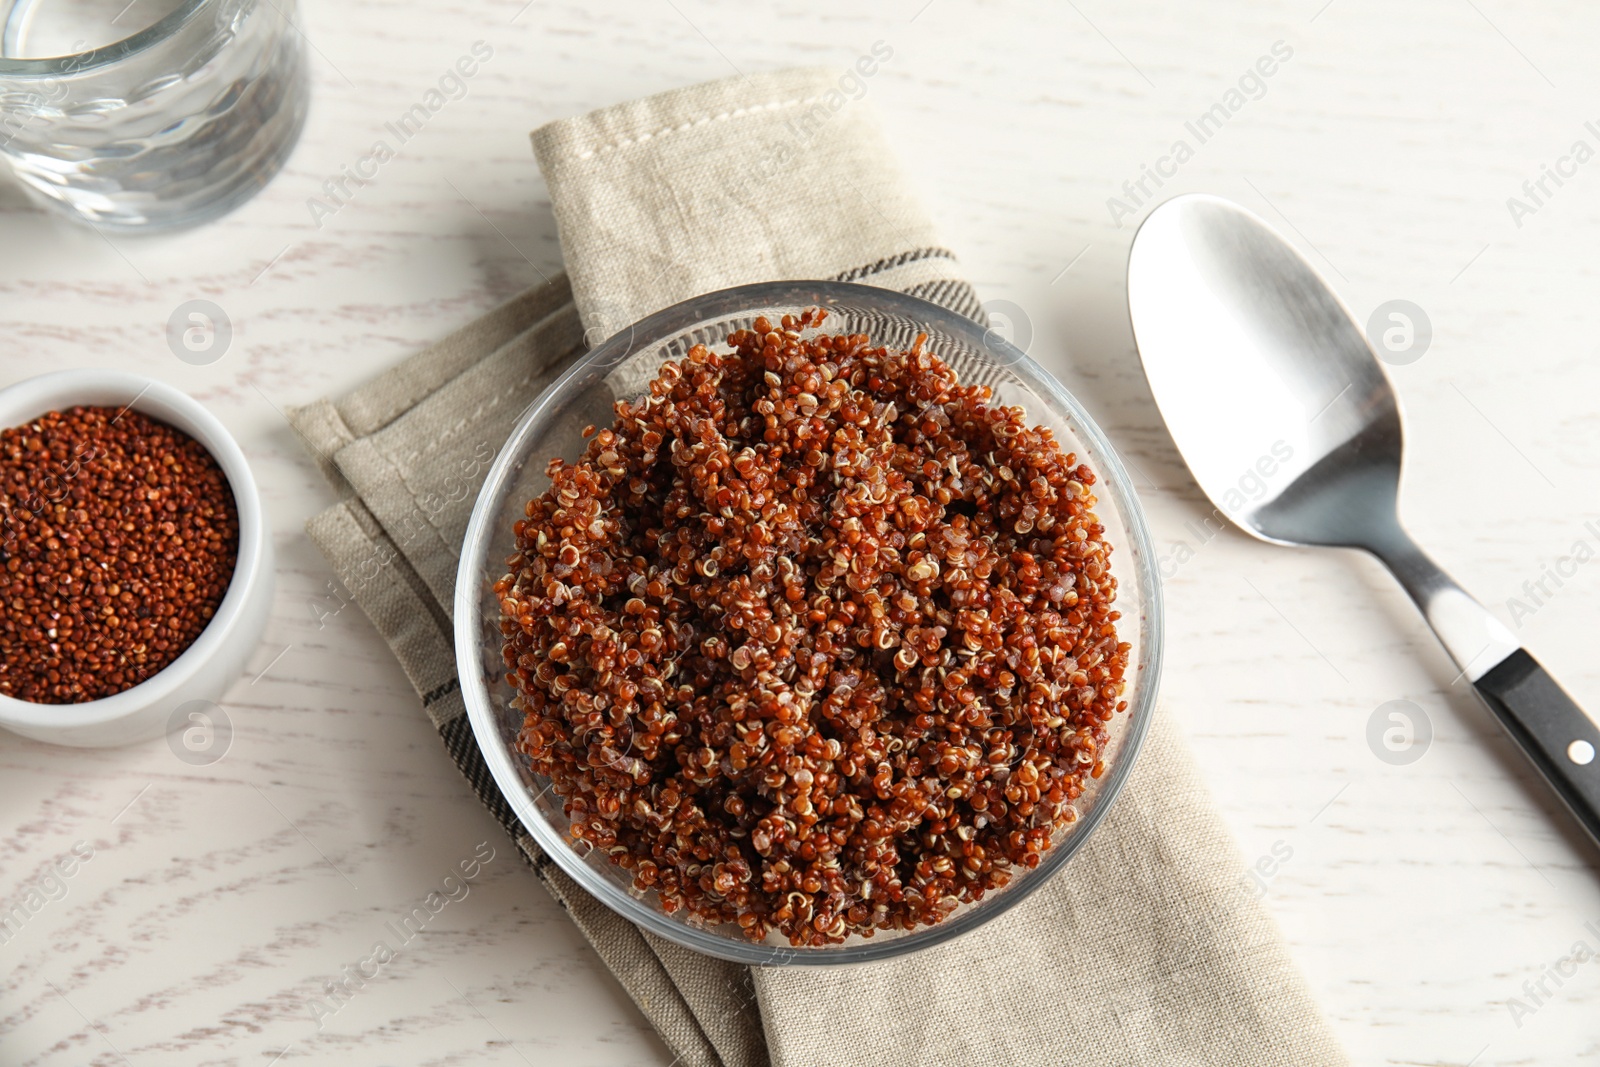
xmin=0 ymin=0 xmax=308 ymax=230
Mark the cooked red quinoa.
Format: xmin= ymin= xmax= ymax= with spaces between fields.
xmin=0 ymin=406 xmax=238 ymax=703
xmin=497 ymin=311 xmax=1128 ymax=945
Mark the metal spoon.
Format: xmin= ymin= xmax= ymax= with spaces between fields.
xmin=1126 ymin=192 xmax=1600 ymax=848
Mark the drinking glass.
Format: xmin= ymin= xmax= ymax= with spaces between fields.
xmin=0 ymin=0 xmax=308 ymax=230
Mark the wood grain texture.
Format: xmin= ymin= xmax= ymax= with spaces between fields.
xmin=2 ymin=1 xmax=1599 ymax=1063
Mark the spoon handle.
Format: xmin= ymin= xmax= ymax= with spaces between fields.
xmin=1370 ymin=532 xmax=1600 ymax=849
xmin=1475 ymin=650 xmax=1600 ymax=848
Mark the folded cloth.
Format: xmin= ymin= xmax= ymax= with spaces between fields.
xmin=289 ymin=66 xmax=1347 ymax=1067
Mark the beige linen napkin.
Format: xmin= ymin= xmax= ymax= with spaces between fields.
xmin=289 ymin=67 xmax=1347 ymax=1067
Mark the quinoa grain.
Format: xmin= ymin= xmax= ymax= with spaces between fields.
xmin=498 ymin=311 xmax=1127 ymax=945
xmin=0 ymin=407 xmax=238 ymax=703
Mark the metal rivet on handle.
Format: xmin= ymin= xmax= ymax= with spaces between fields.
xmin=1569 ymin=740 xmax=1596 ymax=766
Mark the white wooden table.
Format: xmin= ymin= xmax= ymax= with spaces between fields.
xmin=3 ymin=2 xmax=1599 ymax=1063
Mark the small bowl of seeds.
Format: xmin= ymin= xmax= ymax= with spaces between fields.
xmin=0 ymin=370 xmax=273 ymax=747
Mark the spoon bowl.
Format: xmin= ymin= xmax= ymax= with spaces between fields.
xmin=1127 ymin=194 xmax=1404 ymax=551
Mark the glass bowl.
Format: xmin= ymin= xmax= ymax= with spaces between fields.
xmin=455 ymin=281 xmax=1164 ymax=965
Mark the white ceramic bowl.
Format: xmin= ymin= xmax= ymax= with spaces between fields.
xmin=0 ymin=370 xmax=273 ymax=747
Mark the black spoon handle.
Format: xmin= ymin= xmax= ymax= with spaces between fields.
xmin=1475 ymin=649 xmax=1600 ymax=848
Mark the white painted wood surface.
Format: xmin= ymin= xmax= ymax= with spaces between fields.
xmin=3 ymin=1 xmax=1599 ymax=1063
